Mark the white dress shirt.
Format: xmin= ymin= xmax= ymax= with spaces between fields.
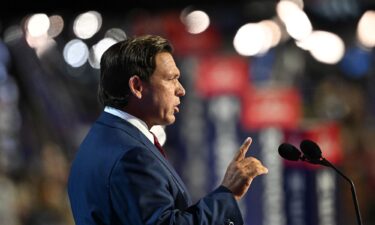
xmin=104 ymin=106 xmax=155 ymax=145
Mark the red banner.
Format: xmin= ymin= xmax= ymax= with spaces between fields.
xmin=241 ymin=87 xmax=301 ymax=130
xmin=303 ymin=122 xmax=343 ymax=164
xmin=195 ymin=55 xmax=250 ymax=98
xmin=283 ymin=121 xmax=343 ymax=169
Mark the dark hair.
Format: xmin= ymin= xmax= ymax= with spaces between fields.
xmin=98 ymin=35 xmax=173 ymax=108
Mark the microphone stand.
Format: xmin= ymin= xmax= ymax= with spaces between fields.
xmin=280 ymin=142 xmax=364 ymax=225
xmin=319 ymin=158 xmax=363 ymax=225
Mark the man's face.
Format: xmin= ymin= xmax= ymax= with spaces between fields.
xmin=142 ymin=52 xmax=185 ymax=127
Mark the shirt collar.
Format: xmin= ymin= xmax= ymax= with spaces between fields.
xmin=104 ymin=106 xmax=155 ymax=144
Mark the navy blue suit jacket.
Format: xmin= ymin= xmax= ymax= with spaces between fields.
xmin=68 ymin=112 xmax=243 ymax=225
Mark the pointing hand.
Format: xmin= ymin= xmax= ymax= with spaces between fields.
xmin=221 ymin=137 xmax=268 ymax=200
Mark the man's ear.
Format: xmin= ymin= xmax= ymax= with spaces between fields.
xmin=129 ymin=75 xmax=144 ymax=99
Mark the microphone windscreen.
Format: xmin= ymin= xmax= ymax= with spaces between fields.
xmin=300 ymin=139 xmax=322 ymax=159
xmin=278 ymin=143 xmax=301 ymax=161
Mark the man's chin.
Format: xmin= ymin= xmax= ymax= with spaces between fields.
xmin=154 ymin=116 xmax=175 ymax=127
xmin=165 ymin=116 xmax=176 ymax=125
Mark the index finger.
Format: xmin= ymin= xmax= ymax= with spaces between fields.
xmin=234 ymin=137 xmax=252 ymax=161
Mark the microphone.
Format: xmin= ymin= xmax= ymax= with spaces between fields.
xmin=278 ymin=142 xmax=322 ymax=165
xmin=299 ymin=140 xmax=330 ymax=166
xmin=300 ymin=139 xmax=322 ymax=159
xmin=279 ymin=140 xmax=363 ymax=225
xmin=278 ymin=143 xmax=301 ymax=161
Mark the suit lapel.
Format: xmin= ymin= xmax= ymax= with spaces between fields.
xmin=137 ymin=133 xmax=192 ymax=204
xmin=97 ymin=112 xmax=192 ymax=204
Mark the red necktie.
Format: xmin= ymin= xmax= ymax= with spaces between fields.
xmin=151 ymin=132 xmax=167 ymax=158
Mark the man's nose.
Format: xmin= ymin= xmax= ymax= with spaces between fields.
xmin=177 ymin=81 xmax=186 ymax=97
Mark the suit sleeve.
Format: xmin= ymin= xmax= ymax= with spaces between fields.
xmin=109 ymin=147 xmax=243 ymax=225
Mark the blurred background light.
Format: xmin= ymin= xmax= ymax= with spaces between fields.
xmin=88 ymin=37 xmax=117 ymax=69
xmin=35 ymin=38 xmax=57 ymax=57
xmin=233 ymin=23 xmax=271 ymax=56
xmin=284 ymin=10 xmax=312 ymax=40
xmin=26 ymin=13 xmax=50 ymax=38
xmin=104 ymin=28 xmax=127 ymax=41
xmin=259 ymin=20 xmax=282 ymax=48
xmin=182 ymin=10 xmax=210 ymax=34
xmin=297 ymin=31 xmax=345 ymax=64
xmin=277 ymin=0 xmax=303 ymax=21
xmin=73 ymin=11 xmax=102 ymax=39
xmin=277 ymin=0 xmax=312 ymax=40
xmin=24 ymin=13 xmax=58 ymax=51
xmin=283 ymin=0 xmax=304 ymax=9
xmin=356 ymin=10 xmax=375 ymax=49
xmin=25 ymin=32 xmax=49 ymax=49
xmin=48 ymin=15 xmax=64 ymax=38
xmin=63 ymin=39 xmax=89 ymax=68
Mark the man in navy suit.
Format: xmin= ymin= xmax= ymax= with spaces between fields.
xmin=68 ymin=35 xmax=268 ymax=225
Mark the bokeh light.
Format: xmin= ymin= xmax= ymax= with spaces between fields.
xmin=48 ymin=15 xmax=64 ymax=38
xmin=233 ymin=22 xmax=273 ymax=56
xmin=88 ymin=37 xmax=117 ymax=69
xmin=63 ymin=39 xmax=89 ymax=68
xmin=104 ymin=28 xmax=127 ymax=41
xmin=259 ymin=20 xmax=282 ymax=47
xmin=297 ymin=31 xmax=345 ymax=64
xmin=356 ymin=10 xmax=375 ymax=48
xmin=182 ymin=10 xmax=210 ymax=34
xmin=73 ymin=11 xmax=102 ymax=39
xmin=277 ymin=0 xmax=312 ymax=40
xmin=26 ymin=13 xmax=50 ymax=37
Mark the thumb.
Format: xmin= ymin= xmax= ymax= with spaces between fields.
xmin=233 ymin=137 xmax=252 ymax=161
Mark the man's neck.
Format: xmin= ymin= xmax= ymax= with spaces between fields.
xmin=123 ymin=105 xmax=153 ymax=128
